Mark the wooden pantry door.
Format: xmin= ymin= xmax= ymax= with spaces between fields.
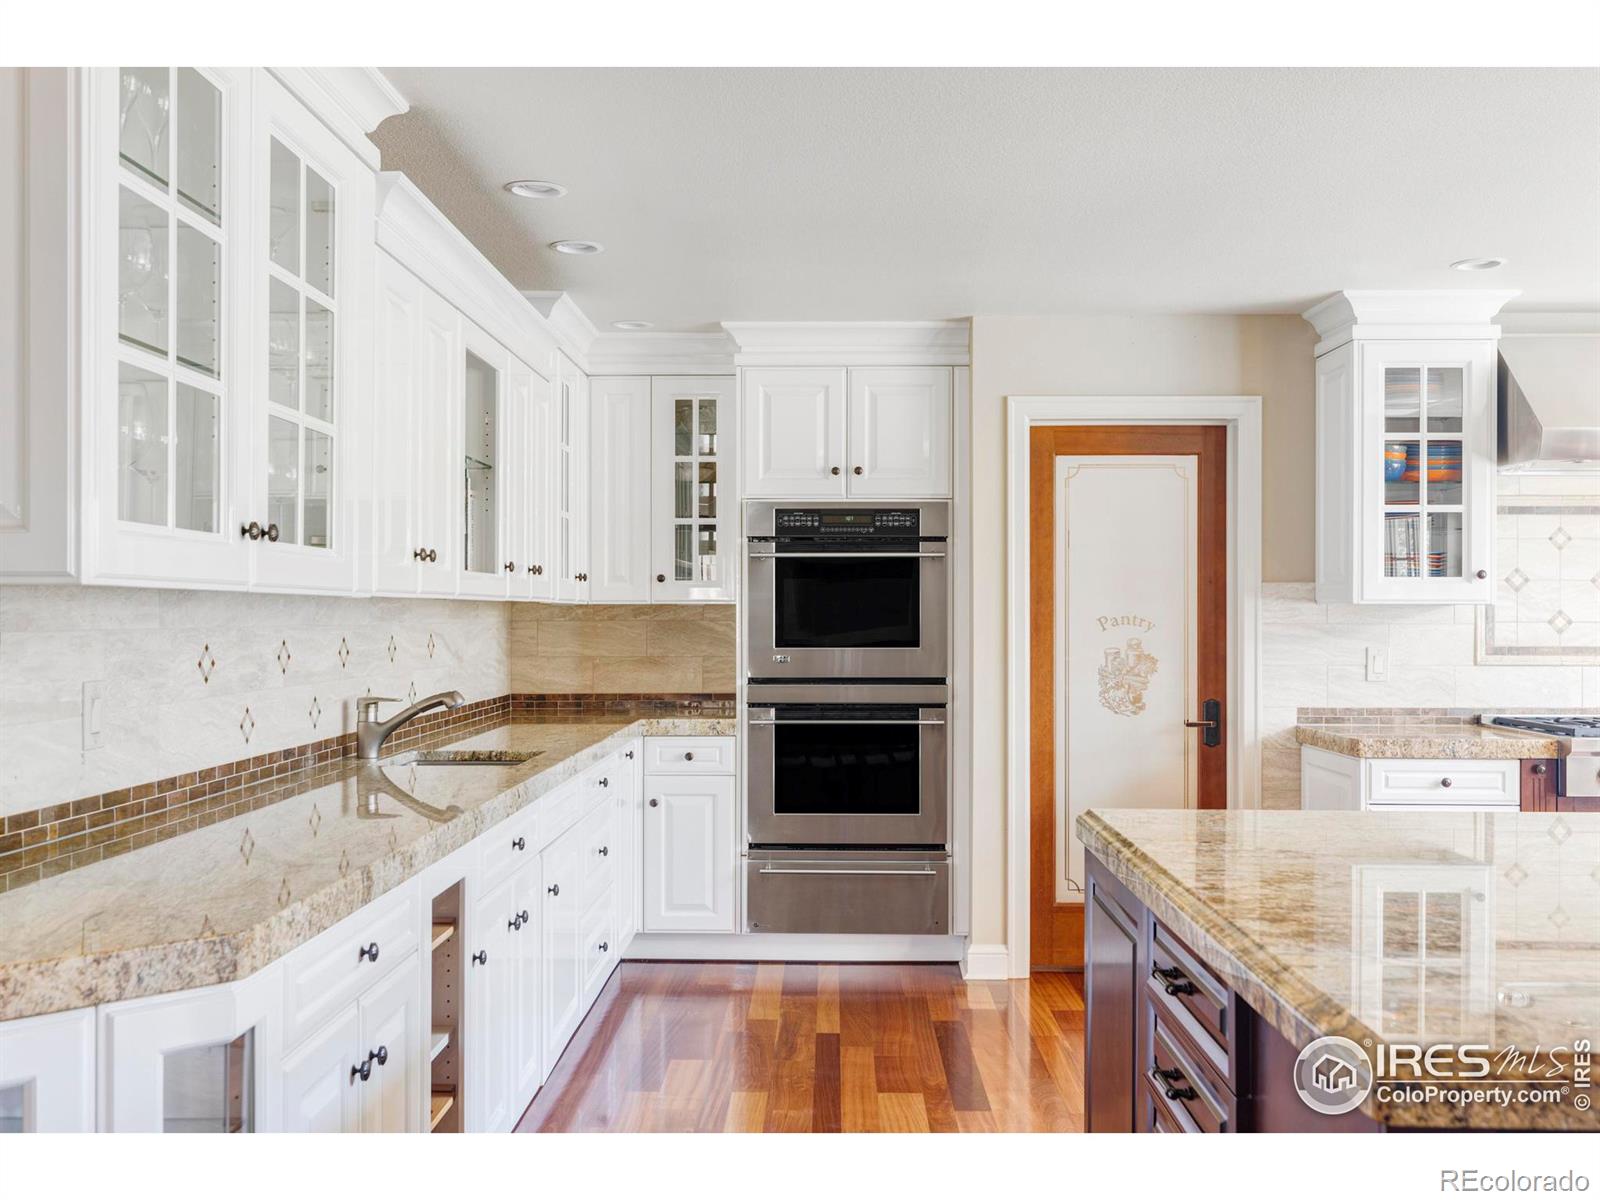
xmin=1030 ymin=426 xmax=1229 ymax=969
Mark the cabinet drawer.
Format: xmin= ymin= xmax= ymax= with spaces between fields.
xmin=579 ymin=891 xmax=615 ymax=1002
xmin=643 ymin=737 xmax=735 ymax=775
xmin=283 ymin=886 xmax=418 ymax=1049
xmin=1147 ymin=921 xmax=1232 ymax=1078
xmin=579 ymin=802 xmax=615 ymax=907
xmin=534 ymin=777 xmax=591 ymax=849
xmin=1145 ymin=1013 xmax=1234 ymax=1134
xmin=1365 ymin=758 xmax=1519 ymax=807
xmin=479 ymin=804 xmax=538 ymax=886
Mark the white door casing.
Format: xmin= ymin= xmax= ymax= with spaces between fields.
xmin=1055 ymin=456 xmax=1198 ymax=901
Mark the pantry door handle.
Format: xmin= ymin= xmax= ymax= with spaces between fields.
xmin=1183 ymin=698 xmax=1222 ymax=748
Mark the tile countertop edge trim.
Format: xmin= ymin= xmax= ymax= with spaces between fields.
xmin=1292 ymin=725 xmax=1561 ymax=759
xmin=0 ymin=718 xmax=728 ymax=1023
xmin=1075 ymin=810 xmax=1595 ymax=1132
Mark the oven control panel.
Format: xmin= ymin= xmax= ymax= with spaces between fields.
xmin=774 ymin=508 xmax=920 ymax=535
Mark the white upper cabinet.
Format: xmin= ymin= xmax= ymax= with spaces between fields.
xmin=1304 ymin=291 xmax=1513 ymax=605
xmin=525 ymin=372 xmax=558 ymax=599
xmin=456 ymin=319 xmax=511 ymax=599
xmin=249 ymin=73 xmax=372 ymax=594
xmin=742 ymin=368 xmax=847 ymax=497
xmin=553 ymin=353 xmax=590 ymax=602
xmin=90 ymin=66 xmax=254 ymax=587
xmin=846 ymin=366 xmax=952 ymax=497
xmin=742 ymin=366 xmax=952 ymax=498
xmin=587 ymin=376 xmax=653 ymax=603
xmin=651 ymin=377 xmax=737 ymax=602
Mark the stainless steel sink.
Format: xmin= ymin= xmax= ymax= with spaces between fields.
xmin=382 ymin=749 xmax=543 ymax=767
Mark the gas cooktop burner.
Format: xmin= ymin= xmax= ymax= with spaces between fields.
xmin=1484 ymin=715 xmax=1600 ymax=737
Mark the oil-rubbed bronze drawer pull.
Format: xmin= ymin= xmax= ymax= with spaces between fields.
xmin=1153 ymin=965 xmax=1198 ymax=996
xmin=1151 ymin=1067 xmax=1197 ymax=1103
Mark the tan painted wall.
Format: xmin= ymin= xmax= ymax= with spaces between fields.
xmin=964 ymin=314 xmax=1317 ymax=950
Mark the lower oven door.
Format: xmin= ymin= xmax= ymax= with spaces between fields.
xmin=746 ymin=702 xmax=948 ymax=847
xmin=746 ymin=850 xmax=950 ymax=935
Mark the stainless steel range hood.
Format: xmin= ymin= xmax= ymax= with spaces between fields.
xmin=1497 ymin=334 xmax=1600 ymax=474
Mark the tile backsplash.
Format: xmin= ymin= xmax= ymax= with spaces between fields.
xmin=509 ymin=603 xmax=735 ymax=695
xmin=0 ymin=586 xmax=509 ymax=819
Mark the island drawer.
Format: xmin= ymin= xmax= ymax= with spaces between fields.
xmin=1144 ymin=1012 xmax=1235 ymax=1133
xmin=644 ymin=737 xmax=735 ymax=775
xmin=1364 ymin=758 xmax=1519 ymax=808
xmin=1148 ymin=919 xmax=1233 ymax=1075
xmin=282 ymin=885 xmax=418 ymax=1049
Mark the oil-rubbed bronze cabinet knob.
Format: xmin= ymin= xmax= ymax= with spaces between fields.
xmin=830 ymin=466 xmax=841 ymax=476
xmin=853 ymin=466 xmax=863 ymax=475
xmin=1476 ymin=569 xmax=1488 ymax=580
xmin=656 ymin=574 xmax=666 ymax=583
xmin=1440 ymin=777 xmax=1453 ymax=788
xmin=1532 ymin=763 xmax=1548 ymax=776
xmin=504 ymin=561 xmax=515 ymax=573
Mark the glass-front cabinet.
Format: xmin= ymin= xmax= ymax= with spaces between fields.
xmin=1361 ymin=340 xmax=1495 ymax=603
xmin=553 ymin=352 xmax=590 ymax=603
xmin=458 ymin=321 xmax=510 ymax=598
xmin=88 ymin=68 xmax=373 ymax=593
xmin=651 ymin=377 xmax=736 ymax=601
xmin=94 ymin=66 xmax=252 ymax=586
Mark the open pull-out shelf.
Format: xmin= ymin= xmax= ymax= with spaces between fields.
xmin=429 ymin=1092 xmax=455 ymax=1132
xmin=430 ymin=923 xmax=454 ymax=951
xmin=430 ymin=1027 xmax=450 ymax=1062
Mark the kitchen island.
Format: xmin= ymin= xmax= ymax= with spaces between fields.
xmin=1077 ymin=808 xmax=1599 ymax=1132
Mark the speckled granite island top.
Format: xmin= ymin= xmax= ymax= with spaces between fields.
xmin=1295 ymin=722 xmax=1561 ymax=759
xmin=0 ymin=716 xmax=732 ymax=1022
xmin=1078 ymin=808 xmax=1600 ymax=1130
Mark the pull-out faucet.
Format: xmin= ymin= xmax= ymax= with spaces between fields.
xmin=356 ymin=691 xmax=466 ymax=760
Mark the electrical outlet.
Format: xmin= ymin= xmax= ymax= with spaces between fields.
xmin=82 ymin=680 xmax=106 ymax=751
xmin=1365 ymin=647 xmax=1388 ymax=683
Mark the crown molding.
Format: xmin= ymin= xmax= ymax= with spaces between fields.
xmin=521 ymin=291 xmax=600 ymax=369
xmin=723 ymin=320 xmax=971 ymax=366
xmin=586 ymin=331 xmax=737 ymax=376
xmin=267 ymin=68 xmax=408 ymax=170
xmin=1301 ymin=289 xmax=1521 ymax=355
xmin=376 ymin=173 xmax=557 ymax=377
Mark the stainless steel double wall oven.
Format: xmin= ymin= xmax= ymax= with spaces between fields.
xmin=743 ymin=501 xmax=951 ymax=935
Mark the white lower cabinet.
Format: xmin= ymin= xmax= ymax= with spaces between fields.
xmin=642 ymin=774 xmax=737 ymax=933
xmin=0 ymin=1008 xmax=96 ymax=1132
xmin=0 ymin=741 xmax=660 ymax=1134
xmin=1300 ymin=745 xmax=1522 ymax=812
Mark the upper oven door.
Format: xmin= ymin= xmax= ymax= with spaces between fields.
xmin=745 ymin=504 xmax=948 ymax=681
xmin=746 ymin=703 xmax=948 ymax=847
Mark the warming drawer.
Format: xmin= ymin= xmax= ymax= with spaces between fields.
xmin=744 ymin=850 xmax=949 ymax=935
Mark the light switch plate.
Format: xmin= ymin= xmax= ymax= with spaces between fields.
xmin=82 ymin=679 xmax=106 ymax=751
xmin=1365 ymin=647 xmax=1387 ymax=683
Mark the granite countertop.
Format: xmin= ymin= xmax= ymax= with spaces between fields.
xmin=0 ymin=715 xmax=733 ymax=1022
xmin=1295 ymin=722 xmax=1561 ymax=759
xmin=1078 ymin=808 xmax=1600 ymax=1131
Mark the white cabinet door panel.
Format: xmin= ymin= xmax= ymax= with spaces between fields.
xmin=589 ymin=376 xmax=652 ymax=603
xmin=846 ymin=367 xmax=952 ymax=497
xmin=742 ymin=368 xmax=846 ymax=498
xmin=280 ymin=1005 xmax=361 ymax=1133
xmin=415 ymin=287 xmax=460 ymax=595
xmin=540 ymin=824 xmax=584 ymax=1068
xmin=356 ymin=950 xmax=421 ymax=1132
xmin=466 ymin=871 xmax=515 ymax=1132
xmin=642 ymin=775 xmax=736 ymax=933
xmin=0 ymin=1007 xmax=96 ymax=1132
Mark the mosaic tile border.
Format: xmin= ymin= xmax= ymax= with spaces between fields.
xmin=1295 ymin=706 xmax=1596 ymax=726
xmin=0 ymin=693 xmax=733 ymax=893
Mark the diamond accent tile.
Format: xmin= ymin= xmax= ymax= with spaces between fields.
xmin=309 ymin=695 xmax=322 ymax=729
xmin=1548 ymin=610 xmax=1574 ymax=634
xmin=407 ymin=680 xmax=417 ymax=705
xmin=1548 ymin=815 xmax=1572 ymax=845
xmin=277 ymin=877 xmax=292 ymax=907
xmin=427 ymin=632 xmax=437 ymax=659
xmin=240 ymin=706 xmax=255 ymax=744
xmin=197 ymin=643 xmax=216 ymax=684
xmin=276 ymin=639 xmax=292 ymax=676
xmin=198 ymin=914 xmax=215 ymax=937
xmin=337 ymin=636 xmax=351 ymax=669
xmin=387 ymin=829 xmax=399 ymax=854
xmin=1503 ymin=567 xmax=1529 ymax=593
xmin=238 ymin=828 xmax=256 ymax=866
xmin=387 ymin=634 xmax=398 ymax=664
xmin=1549 ymin=526 xmax=1572 ymax=550
xmin=309 ymin=803 xmax=322 ymax=837
xmin=1592 ymin=570 xmax=1600 ymax=591
xmin=338 ymin=849 xmax=351 ymax=878
xmin=1548 ymin=905 xmax=1571 ymax=930
xmin=1503 ymin=862 xmax=1529 ymax=887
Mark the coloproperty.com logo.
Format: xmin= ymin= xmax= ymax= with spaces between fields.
xmin=1293 ymin=1035 xmax=1594 ymax=1116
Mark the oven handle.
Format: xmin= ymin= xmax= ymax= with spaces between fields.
xmin=745 ymin=551 xmax=946 ymax=559
xmin=746 ymin=719 xmax=946 ymax=726
xmin=757 ymin=867 xmax=939 ymax=876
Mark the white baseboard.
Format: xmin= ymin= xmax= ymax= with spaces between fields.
xmin=622 ymin=932 xmax=964 ymax=964
xmin=961 ymin=942 xmax=1010 ymax=980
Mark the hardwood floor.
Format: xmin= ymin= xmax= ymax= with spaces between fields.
xmin=516 ymin=962 xmax=1087 ymax=1132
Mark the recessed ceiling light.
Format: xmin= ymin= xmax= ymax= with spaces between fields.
xmin=550 ymin=239 xmax=604 ymax=255
xmin=611 ymin=320 xmax=653 ymax=331
xmin=1450 ymin=257 xmax=1506 ymax=271
xmin=504 ymin=180 xmax=567 ymax=199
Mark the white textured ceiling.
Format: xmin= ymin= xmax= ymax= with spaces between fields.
xmin=372 ymin=68 xmax=1600 ymax=332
